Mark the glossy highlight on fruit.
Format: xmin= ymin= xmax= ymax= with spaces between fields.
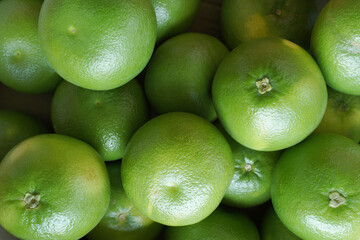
xmin=271 ymin=133 xmax=360 ymax=240
xmin=145 ymin=33 xmax=228 ymax=121
xmin=0 ymin=134 xmax=110 ymax=240
xmin=152 ymin=0 xmax=201 ymax=43
xmin=0 ymin=0 xmax=61 ymax=94
xmin=311 ymin=0 xmax=360 ymax=95
xmin=87 ymin=161 xmax=163 ymax=240
xmin=51 ymin=80 xmax=149 ymax=161
xmin=38 ymin=0 xmax=157 ymax=90
xmin=215 ymin=122 xmax=280 ymax=208
xmin=212 ymin=37 xmax=327 ymax=151
xmin=121 ymin=112 xmax=234 ymax=226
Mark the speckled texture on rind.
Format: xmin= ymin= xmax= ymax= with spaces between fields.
xmin=121 ymin=112 xmax=234 ymax=226
xmin=38 ymin=0 xmax=157 ymax=90
xmin=212 ymin=37 xmax=327 ymax=151
xmin=0 ymin=0 xmax=61 ymax=94
xmin=165 ymin=207 xmax=260 ymax=240
xmin=0 ymin=134 xmax=110 ymax=240
xmin=311 ymin=0 xmax=360 ymax=95
xmin=152 ymin=0 xmax=201 ymax=43
xmin=51 ymin=80 xmax=149 ymax=161
xmin=145 ymin=33 xmax=229 ymax=122
xmin=271 ymin=133 xmax=360 ymax=240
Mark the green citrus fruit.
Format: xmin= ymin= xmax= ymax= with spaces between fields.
xmin=87 ymin=161 xmax=163 ymax=240
xmin=212 ymin=37 xmax=327 ymax=151
xmin=165 ymin=207 xmax=260 ymax=240
xmin=38 ymin=0 xmax=156 ymax=90
xmin=0 ymin=0 xmax=61 ymax=94
xmin=145 ymin=33 xmax=228 ymax=122
xmin=121 ymin=112 xmax=234 ymax=226
xmin=152 ymin=0 xmax=201 ymax=43
xmin=0 ymin=110 xmax=49 ymax=160
xmin=215 ymin=122 xmax=280 ymax=208
xmin=0 ymin=134 xmax=110 ymax=240
xmin=51 ymin=80 xmax=149 ymax=161
xmin=271 ymin=133 xmax=360 ymax=240
xmin=315 ymin=87 xmax=360 ymax=142
xmin=221 ymin=0 xmax=316 ymax=49
xmin=311 ymin=0 xmax=360 ymax=95
xmin=261 ymin=206 xmax=301 ymax=240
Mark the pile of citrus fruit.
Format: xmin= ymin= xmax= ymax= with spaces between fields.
xmin=1 ymin=0 xmax=360 ymax=239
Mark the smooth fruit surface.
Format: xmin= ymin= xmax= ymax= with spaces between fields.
xmin=0 ymin=134 xmax=110 ymax=240
xmin=0 ymin=0 xmax=61 ymax=94
xmin=315 ymin=87 xmax=360 ymax=142
xmin=212 ymin=37 xmax=327 ymax=151
xmin=145 ymin=33 xmax=228 ymax=121
xmin=221 ymin=0 xmax=316 ymax=49
xmin=38 ymin=0 xmax=156 ymax=90
xmin=271 ymin=133 xmax=360 ymax=240
xmin=121 ymin=112 xmax=234 ymax=226
xmin=51 ymin=80 xmax=148 ymax=161
xmin=215 ymin=122 xmax=280 ymax=208
xmin=0 ymin=110 xmax=49 ymax=160
xmin=87 ymin=161 xmax=163 ymax=240
xmin=152 ymin=0 xmax=201 ymax=43
xmin=165 ymin=207 xmax=260 ymax=240
xmin=311 ymin=0 xmax=360 ymax=95
xmin=261 ymin=206 xmax=301 ymax=240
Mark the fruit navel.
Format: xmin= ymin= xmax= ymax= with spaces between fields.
xmin=256 ymin=77 xmax=272 ymax=94
xmin=328 ymin=191 xmax=346 ymax=208
xmin=117 ymin=212 xmax=128 ymax=224
xmin=244 ymin=163 xmax=252 ymax=172
xmin=23 ymin=192 xmax=41 ymax=210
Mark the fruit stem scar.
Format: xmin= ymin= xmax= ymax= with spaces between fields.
xmin=23 ymin=192 xmax=41 ymax=209
xmin=256 ymin=77 xmax=272 ymax=94
xmin=275 ymin=9 xmax=282 ymax=16
xmin=328 ymin=191 xmax=346 ymax=208
xmin=117 ymin=212 xmax=127 ymax=224
xmin=244 ymin=163 xmax=252 ymax=172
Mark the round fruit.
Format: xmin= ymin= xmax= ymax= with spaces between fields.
xmin=121 ymin=112 xmax=234 ymax=226
xmin=165 ymin=207 xmax=260 ymax=240
xmin=271 ymin=133 xmax=360 ymax=240
xmin=0 ymin=110 xmax=49 ymax=160
xmin=212 ymin=37 xmax=327 ymax=151
xmin=0 ymin=134 xmax=110 ymax=240
xmin=152 ymin=0 xmax=201 ymax=43
xmin=0 ymin=0 xmax=61 ymax=94
xmin=315 ymin=87 xmax=360 ymax=142
xmin=145 ymin=33 xmax=228 ymax=121
xmin=311 ymin=0 xmax=360 ymax=95
xmin=38 ymin=0 xmax=156 ymax=90
xmin=221 ymin=0 xmax=316 ymax=49
xmin=87 ymin=161 xmax=163 ymax=240
xmin=51 ymin=80 xmax=148 ymax=161
xmin=261 ymin=206 xmax=301 ymax=240
xmin=215 ymin=122 xmax=280 ymax=208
